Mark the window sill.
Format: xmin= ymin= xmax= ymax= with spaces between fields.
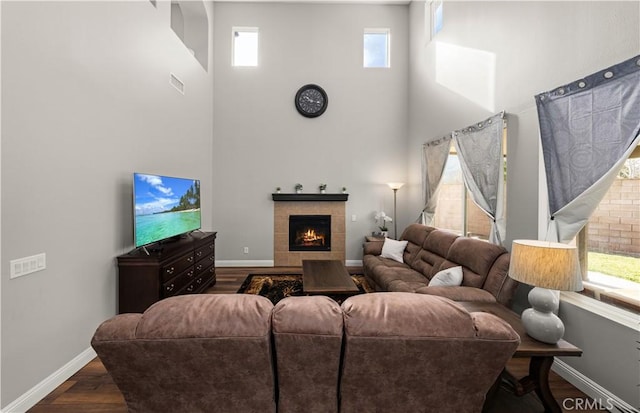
xmin=560 ymin=291 xmax=639 ymax=332
xmin=580 ymin=283 xmax=640 ymax=314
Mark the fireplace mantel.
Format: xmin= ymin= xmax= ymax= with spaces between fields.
xmin=272 ymin=193 xmax=349 ymax=202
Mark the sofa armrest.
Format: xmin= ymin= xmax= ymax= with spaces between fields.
xmin=363 ymin=240 xmax=384 ymax=256
xmin=91 ymin=314 xmax=141 ymax=343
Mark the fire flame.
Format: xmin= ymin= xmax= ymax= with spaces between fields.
xmin=300 ymin=229 xmax=325 ymax=245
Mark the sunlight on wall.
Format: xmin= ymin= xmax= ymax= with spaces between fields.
xmin=435 ymin=41 xmax=496 ymax=111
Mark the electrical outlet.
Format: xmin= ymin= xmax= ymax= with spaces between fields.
xmin=243 ymin=247 xmax=249 ymax=254
xmin=10 ymin=253 xmax=46 ymax=279
xmin=352 ymin=214 xmax=357 ymax=222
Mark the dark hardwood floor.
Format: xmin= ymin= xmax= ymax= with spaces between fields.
xmin=28 ymin=267 xmax=606 ymax=413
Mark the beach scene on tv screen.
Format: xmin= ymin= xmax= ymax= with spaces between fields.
xmin=134 ymin=174 xmax=201 ymax=247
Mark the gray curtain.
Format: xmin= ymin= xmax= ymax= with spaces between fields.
xmin=420 ymin=134 xmax=452 ymax=225
xmin=537 ymin=55 xmax=640 ymax=243
xmin=453 ymin=112 xmax=506 ymax=245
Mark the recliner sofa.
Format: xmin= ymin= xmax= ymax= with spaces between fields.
xmin=92 ymin=293 xmax=520 ymax=413
xmin=363 ymin=223 xmax=519 ymax=306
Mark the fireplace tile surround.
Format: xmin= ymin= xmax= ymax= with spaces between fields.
xmin=273 ymin=199 xmax=346 ymax=266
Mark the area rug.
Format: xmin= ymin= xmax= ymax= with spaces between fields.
xmin=237 ymin=273 xmax=374 ymax=305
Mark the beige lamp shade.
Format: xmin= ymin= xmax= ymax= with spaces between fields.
xmin=387 ymin=182 xmax=405 ymax=190
xmin=509 ymin=240 xmax=583 ymax=292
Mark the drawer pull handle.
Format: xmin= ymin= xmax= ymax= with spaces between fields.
xmin=166 ymin=267 xmax=175 ymax=275
xmin=187 ymin=256 xmax=194 ymax=263
xmin=166 ymin=283 xmax=175 ymax=292
xmin=196 ymin=251 xmax=203 ymax=258
xmin=187 ymin=270 xmax=194 ymax=277
xmin=209 ymin=244 xmax=214 ymax=250
xmin=196 ymin=264 xmax=203 ymax=271
xmin=209 ymin=256 xmax=214 ymax=262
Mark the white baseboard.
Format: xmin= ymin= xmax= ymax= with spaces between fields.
xmin=552 ymin=359 xmax=638 ymax=412
xmin=346 ymin=260 xmax=363 ymax=267
xmin=215 ymin=260 xmax=274 ymax=267
xmin=2 ymin=347 xmax=96 ymax=413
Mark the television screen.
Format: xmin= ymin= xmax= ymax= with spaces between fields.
xmin=133 ymin=173 xmax=201 ymax=248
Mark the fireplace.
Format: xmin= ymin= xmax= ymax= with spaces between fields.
xmin=289 ymin=215 xmax=331 ymax=251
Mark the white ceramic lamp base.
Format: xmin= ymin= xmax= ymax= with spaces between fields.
xmin=521 ymin=287 xmax=565 ymax=344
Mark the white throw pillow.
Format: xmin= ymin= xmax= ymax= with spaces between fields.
xmin=380 ymin=238 xmax=408 ymax=263
xmin=429 ymin=266 xmax=464 ymax=287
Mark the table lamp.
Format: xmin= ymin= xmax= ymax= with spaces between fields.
xmin=387 ymin=182 xmax=405 ymax=239
xmin=508 ymin=240 xmax=583 ymax=344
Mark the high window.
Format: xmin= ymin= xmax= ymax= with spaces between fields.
xmin=233 ymin=27 xmax=258 ymax=67
xmin=431 ymin=0 xmax=444 ymax=38
xmin=363 ymin=29 xmax=390 ymax=68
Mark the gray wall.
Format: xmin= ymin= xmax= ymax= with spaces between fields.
xmin=212 ymin=2 xmax=409 ymax=262
xmin=1 ymin=1 xmax=214 ymax=406
xmin=408 ymin=0 xmax=639 ymax=407
xmin=1 ymin=0 xmax=638 ymax=408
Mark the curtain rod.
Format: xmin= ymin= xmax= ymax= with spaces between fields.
xmin=423 ymin=110 xmax=506 ymax=147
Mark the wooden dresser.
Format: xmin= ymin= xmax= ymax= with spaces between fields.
xmin=117 ymin=231 xmax=216 ymax=313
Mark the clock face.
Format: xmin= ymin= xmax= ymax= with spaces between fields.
xmin=295 ymin=84 xmax=328 ymax=118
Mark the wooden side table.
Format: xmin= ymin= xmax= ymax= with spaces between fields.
xmin=460 ymin=302 xmax=583 ymax=413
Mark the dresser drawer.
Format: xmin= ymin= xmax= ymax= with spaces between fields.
xmin=180 ymin=274 xmax=205 ymax=295
xmin=161 ymin=252 xmax=195 ymax=283
xmin=194 ymin=242 xmax=215 ymax=263
xmin=162 ymin=268 xmax=195 ymax=297
xmin=195 ymin=257 xmax=216 ymax=276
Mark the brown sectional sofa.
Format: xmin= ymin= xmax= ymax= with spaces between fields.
xmin=92 ymin=293 xmax=520 ymax=413
xmin=363 ymin=223 xmax=519 ymax=306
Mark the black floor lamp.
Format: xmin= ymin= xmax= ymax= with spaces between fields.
xmin=387 ymin=182 xmax=405 ymax=239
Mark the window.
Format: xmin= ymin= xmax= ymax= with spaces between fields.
xmin=363 ymin=29 xmax=390 ymax=68
xmin=232 ymin=27 xmax=258 ymax=67
xmin=431 ymin=0 xmax=444 ymax=38
xmin=433 ymin=126 xmax=507 ymax=240
xmin=575 ymin=151 xmax=640 ymax=313
xmin=433 ymin=152 xmax=494 ymax=239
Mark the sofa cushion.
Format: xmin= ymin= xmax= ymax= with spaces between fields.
xmin=380 ymin=238 xmax=408 ymax=263
xmin=136 ymin=294 xmax=273 ymax=339
xmin=387 ymin=279 xmax=430 ymax=293
xmin=369 ymin=263 xmax=429 ymax=291
xmin=342 ymin=292 xmax=476 ymax=337
xmin=399 ymin=224 xmax=435 ymax=265
xmin=363 ymin=254 xmax=407 ymax=271
xmin=339 ymin=292 xmax=519 ymax=413
xmin=411 ymin=230 xmax=458 ymax=278
xmin=272 ymin=297 xmax=343 ymax=413
xmin=92 ymin=294 xmax=277 ymax=413
xmin=415 ymin=286 xmax=497 ymax=303
xmin=429 ymin=266 xmax=463 ymax=287
xmin=443 ymin=237 xmax=507 ymax=288
xmin=481 ymin=253 xmax=516 ymax=305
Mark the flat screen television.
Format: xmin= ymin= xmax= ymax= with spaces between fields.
xmin=133 ymin=173 xmax=201 ymax=248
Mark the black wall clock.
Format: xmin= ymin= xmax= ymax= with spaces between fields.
xmin=295 ymin=84 xmax=328 ymax=118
